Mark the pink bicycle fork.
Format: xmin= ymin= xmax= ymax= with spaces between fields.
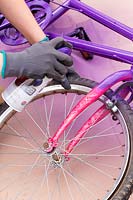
xmin=46 ymin=86 xmax=110 ymax=157
xmin=65 ymin=105 xmax=109 ymax=156
xmin=45 ymin=69 xmax=133 ymax=158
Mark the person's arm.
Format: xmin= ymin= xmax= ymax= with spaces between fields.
xmin=0 ymin=0 xmax=75 ymax=91
xmin=0 ymin=0 xmax=46 ymax=44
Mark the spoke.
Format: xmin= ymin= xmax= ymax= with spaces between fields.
xmin=29 ymin=162 xmax=55 ymax=200
xmin=67 ymin=94 xmax=78 ymax=115
xmin=73 ymin=156 xmax=114 ymax=179
xmin=65 ymin=161 xmax=101 ymax=197
xmin=69 ymin=153 xmax=122 ymax=157
xmin=0 ymin=167 xmax=33 ymax=192
xmin=33 ymin=100 xmax=50 ymax=138
xmin=13 ymin=116 xmax=44 ymax=149
xmin=62 ymin=94 xmax=77 ymax=151
xmin=13 ymin=173 xmax=43 ymax=200
xmin=0 ymin=142 xmax=35 ymax=151
xmin=40 ymin=160 xmax=51 ymax=200
xmin=64 ymin=132 xmax=121 ymax=143
xmin=61 ymin=112 xmax=110 ymax=150
xmin=64 ymin=109 xmax=109 ymax=155
xmin=42 ymin=95 xmax=55 ymax=139
xmin=25 ymin=109 xmax=48 ymax=139
xmin=13 ymin=159 xmax=51 ymax=200
xmin=48 ymin=95 xmax=54 ymax=130
xmin=60 ymin=165 xmax=75 ymax=200
xmin=0 ymin=163 xmax=47 ymax=167
xmin=95 ymin=145 xmax=124 ymax=155
xmin=74 ymin=121 xmax=119 ymax=149
xmin=7 ymin=123 xmax=35 ymax=149
xmin=49 ymin=169 xmax=62 ymax=200
xmin=60 ymin=165 xmax=96 ymax=198
xmin=0 ymin=153 xmax=47 ymax=193
xmin=60 ymin=118 xmax=77 ymax=149
xmin=27 ymin=177 xmax=45 ymax=200
xmin=60 ymin=94 xmax=90 ymax=149
xmin=65 ymin=162 xmax=86 ymax=199
xmin=60 ymin=111 xmax=89 ymax=150
xmin=63 ymin=94 xmax=67 ymax=151
xmin=28 ymin=155 xmax=41 ymax=175
xmin=43 ymin=97 xmax=51 ymax=137
xmin=0 ymin=152 xmax=44 ymax=155
xmin=73 ymin=159 xmax=119 ymax=169
xmin=0 ymin=131 xmax=29 ymax=138
xmin=0 ymin=148 xmax=42 ymax=186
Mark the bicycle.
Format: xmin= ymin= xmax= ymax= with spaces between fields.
xmin=0 ymin=0 xmax=133 ymax=200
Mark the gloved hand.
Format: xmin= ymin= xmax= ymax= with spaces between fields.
xmin=1 ymin=37 xmax=73 ymax=82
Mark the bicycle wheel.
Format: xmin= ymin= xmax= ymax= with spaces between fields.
xmin=0 ymin=77 xmax=132 ymax=200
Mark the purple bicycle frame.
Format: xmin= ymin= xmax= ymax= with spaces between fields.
xmin=41 ymin=0 xmax=133 ymax=154
xmin=44 ymin=0 xmax=133 ymax=64
xmin=1 ymin=0 xmax=133 ymax=63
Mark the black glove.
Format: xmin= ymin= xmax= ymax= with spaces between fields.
xmin=1 ymin=37 xmax=73 ymax=82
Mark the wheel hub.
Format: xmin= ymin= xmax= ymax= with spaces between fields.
xmin=43 ymin=141 xmax=65 ymax=168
